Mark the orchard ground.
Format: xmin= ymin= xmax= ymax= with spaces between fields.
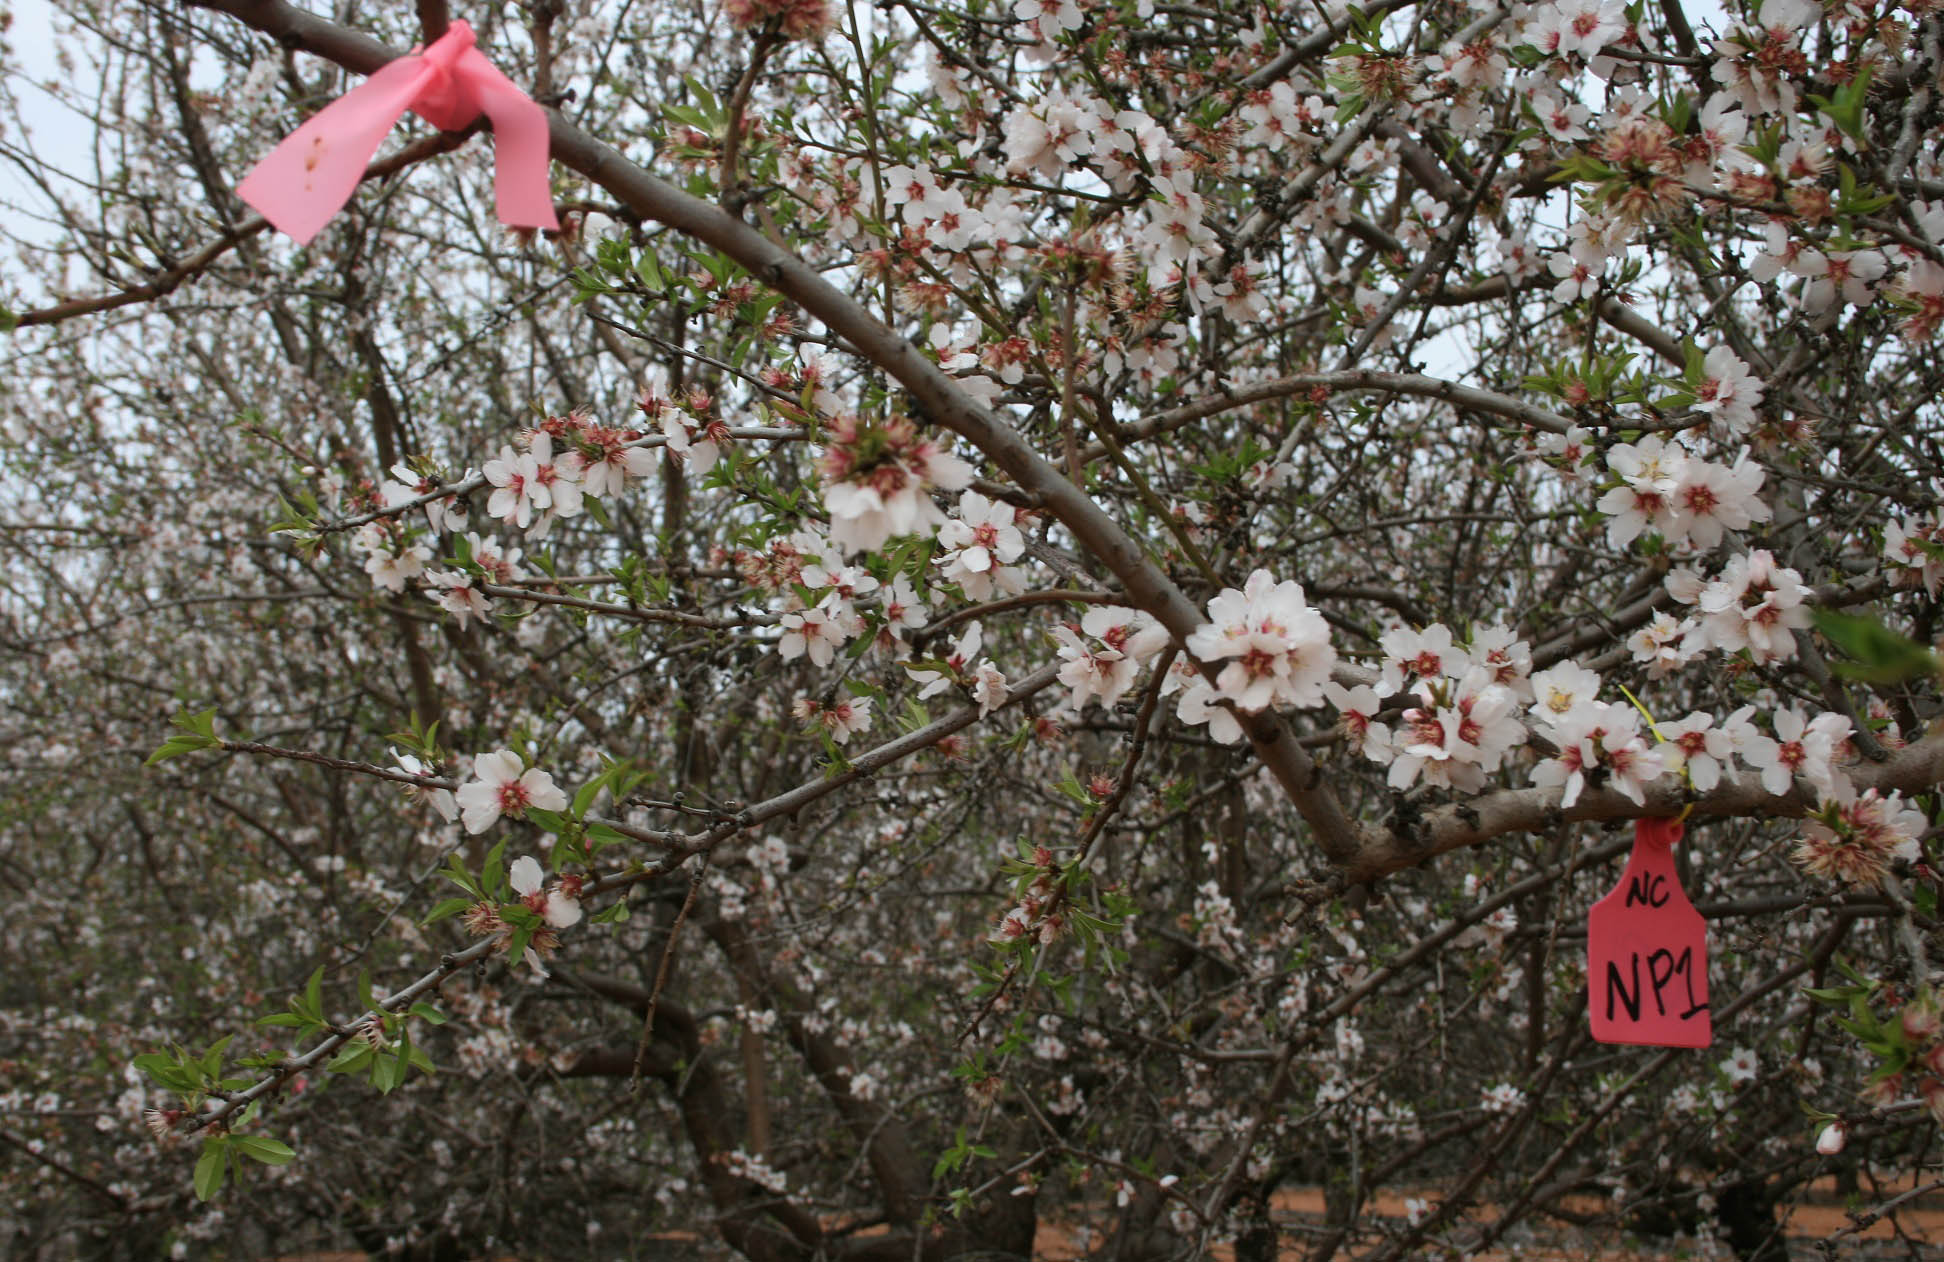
xmin=271 ymin=1176 xmax=1944 ymax=1259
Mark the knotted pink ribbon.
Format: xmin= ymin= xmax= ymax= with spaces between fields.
xmin=238 ymin=20 xmax=558 ymax=245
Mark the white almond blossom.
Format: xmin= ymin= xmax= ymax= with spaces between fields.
xmin=1740 ymin=707 xmax=1850 ymax=797
xmin=1386 ymin=671 xmax=1524 ymax=793
xmin=1378 ymin=623 xmax=1471 ymax=693
xmin=936 ymin=490 xmax=1025 ymax=578
xmin=391 ymin=748 xmax=457 ymax=823
xmin=1692 ymin=346 xmax=1765 ymax=436
xmin=483 ymin=444 xmax=549 ymax=531
xmin=457 ymin=751 xmax=569 ymax=835
xmin=1529 ymin=661 xmax=1602 ymax=723
xmin=778 ymin=599 xmax=858 ymax=668
xmin=364 ymin=539 xmax=431 ymax=594
xmin=1323 ymin=680 xmax=1395 ymax=762
xmin=1529 ymin=700 xmax=1665 ymax=807
xmin=1184 ymin=570 xmax=1337 ymax=713
xmin=1656 ymin=711 xmax=1736 ymax=791
xmin=818 ymin=415 xmax=973 ymax=555
xmin=1051 ymin=624 xmax=1139 ymax=712
xmin=1690 ymin=549 xmax=1812 ymax=663
xmin=510 ymin=855 xmax=582 ymax=929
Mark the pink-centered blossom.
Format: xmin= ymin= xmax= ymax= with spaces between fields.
xmin=457 ymin=750 xmax=568 ymax=835
xmin=510 ymin=855 xmax=582 ymax=929
xmin=1692 ymin=346 xmax=1765 ymax=436
xmin=1324 ymin=680 xmax=1396 ymax=762
xmin=1529 ymin=700 xmax=1665 ymax=807
xmin=1656 ymin=711 xmax=1735 ymax=791
xmin=483 ymin=444 xmax=549 ymax=531
xmin=1692 ymin=549 xmax=1812 ymax=663
xmin=818 ymin=414 xmax=973 ymax=555
xmin=778 ymin=599 xmax=858 ymax=668
xmin=1184 ymin=570 xmax=1337 ymax=713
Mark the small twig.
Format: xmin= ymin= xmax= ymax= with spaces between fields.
xmin=185 ymin=936 xmax=502 ymax=1134
xmin=1821 ymin=1176 xmax=1944 ymax=1247
xmin=416 ymin=0 xmax=449 ymax=40
xmin=720 ymin=30 xmax=780 ymax=211
xmin=1879 ymin=872 xmax=1934 ymax=985
xmin=0 ymin=1128 xmax=127 ymax=1209
xmin=14 ymin=128 xmax=476 ymax=328
xmin=587 ymin=311 xmax=804 ymax=405
xmin=632 ymin=859 xmax=707 ymax=1089
xmin=1060 ymin=286 xmax=1083 ymax=485
xmin=220 ymin=740 xmax=455 ymax=788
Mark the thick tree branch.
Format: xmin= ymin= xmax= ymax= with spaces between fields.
xmin=1347 ymin=722 xmax=1944 ymax=885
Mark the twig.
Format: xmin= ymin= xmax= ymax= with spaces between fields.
xmin=15 ymin=129 xmax=477 ymax=328
xmin=1821 ymin=1176 xmax=1944 ymax=1247
xmin=632 ymin=859 xmax=706 ymax=1089
xmin=0 ymin=1128 xmax=127 ymax=1209
xmin=416 ymin=0 xmax=449 ymax=40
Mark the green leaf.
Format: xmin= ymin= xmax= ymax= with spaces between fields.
xmin=573 ymin=760 xmax=631 ymax=820
xmin=147 ymin=707 xmax=221 ymax=765
xmin=193 ymin=1139 xmax=228 ymax=1201
xmin=440 ymin=853 xmax=482 ymax=899
xmin=267 ymin=495 xmax=319 ymax=541
xmin=133 ymin=1051 xmax=196 ymax=1092
xmin=231 ymin=1136 xmax=295 ymax=1166
xmin=481 ymin=839 xmax=508 ymax=898
xmin=1812 ymin=610 xmax=1941 ymax=684
xmin=422 ymin=897 xmax=473 ymax=927
xmin=408 ymin=1002 xmax=448 ymax=1025
xmin=1055 ymin=768 xmax=1093 ymax=807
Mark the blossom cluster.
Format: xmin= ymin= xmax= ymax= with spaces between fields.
xmin=817 ymin=414 xmax=972 ymax=555
xmin=1173 ymin=571 xmax=1336 ymax=743
xmin=1595 ymin=436 xmax=1770 ymax=553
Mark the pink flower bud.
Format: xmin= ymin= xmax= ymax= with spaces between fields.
xmin=1861 ymin=1072 xmax=1903 ymax=1109
xmin=1816 ymin=1122 xmax=1847 ymax=1155
xmin=1903 ymin=992 xmax=1940 ymax=1043
xmin=1923 ymin=1078 xmax=1944 ymax=1127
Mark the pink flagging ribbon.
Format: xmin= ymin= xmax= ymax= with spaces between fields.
xmin=237 ymin=21 xmax=558 ymax=245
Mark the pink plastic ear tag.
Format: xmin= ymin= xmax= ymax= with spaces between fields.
xmin=237 ymin=19 xmax=558 ymax=245
xmin=1587 ymin=817 xmax=1712 ymax=1048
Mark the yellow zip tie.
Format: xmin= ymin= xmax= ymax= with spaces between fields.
xmin=1614 ymin=682 xmax=1664 ymax=743
xmin=1616 ymin=681 xmax=1698 ymax=798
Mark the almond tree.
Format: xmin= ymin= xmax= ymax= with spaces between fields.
xmin=4 ymin=0 xmax=1944 ymax=1257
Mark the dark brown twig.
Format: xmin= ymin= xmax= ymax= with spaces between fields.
xmin=631 ymin=860 xmax=706 ymax=1089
